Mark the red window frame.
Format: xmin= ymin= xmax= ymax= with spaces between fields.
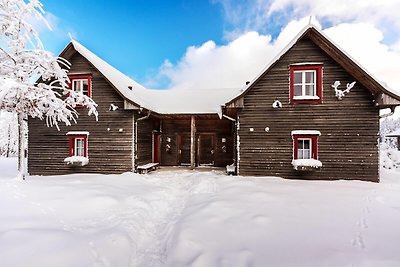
xmin=68 ymin=75 xmax=92 ymax=97
xmin=68 ymin=134 xmax=88 ymax=157
xmin=289 ymin=65 xmax=323 ymax=104
xmin=293 ymin=134 xmax=318 ymax=160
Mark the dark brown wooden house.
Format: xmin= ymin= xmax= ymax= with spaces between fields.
xmin=28 ymin=25 xmax=400 ymax=182
xmin=225 ymin=25 xmax=400 ymax=182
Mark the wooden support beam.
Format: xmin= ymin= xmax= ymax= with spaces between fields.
xmin=190 ymin=115 xmax=196 ymax=169
xmin=398 ymin=137 xmax=400 ymax=151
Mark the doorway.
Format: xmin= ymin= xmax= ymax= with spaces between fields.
xmin=197 ymin=134 xmax=215 ymax=166
xmin=152 ymin=132 xmax=161 ymax=163
xmin=177 ymin=134 xmax=191 ymax=165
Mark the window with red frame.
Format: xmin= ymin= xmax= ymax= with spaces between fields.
xmin=69 ymin=134 xmax=88 ymax=157
xmin=292 ymin=134 xmax=319 ymax=160
xmin=69 ymin=75 xmax=91 ymax=97
xmin=290 ymin=65 xmax=322 ymax=104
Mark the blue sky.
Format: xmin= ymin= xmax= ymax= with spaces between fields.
xmin=40 ymin=0 xmax=226 ymax=87
xmin=38 ymin=0 xmax=400 ymax=91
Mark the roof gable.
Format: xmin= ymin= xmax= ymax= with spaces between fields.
xmin=225 ymin=25 xmax=400 ymax=107
xmin=59 ymin=40 xmax=154 ymax=111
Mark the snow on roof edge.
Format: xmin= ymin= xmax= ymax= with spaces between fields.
xmin=316 ymin=27 xmax=400 ymax=98
xmin=69 ymin=40 xmax=157 ymax=112
xmin=225 ymin=23 xmax=317 ymax=105
xmin=65 ymin=40 xmax=230 ymax=116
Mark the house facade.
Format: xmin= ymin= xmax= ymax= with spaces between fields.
xmin=28 ymin=25 xmax=400 ymax=182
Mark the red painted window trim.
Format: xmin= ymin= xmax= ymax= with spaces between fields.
xmin=289 ymin=65 xmax=323 ymax=105
xmin=68 ymin=75 xmax=92 ymax=97
xmin=293 ymin=134 xmax=318 ymax=160
xmin=68 ymin=135 xmax=88 ymax=157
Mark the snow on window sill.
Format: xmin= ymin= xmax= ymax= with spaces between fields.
xmin=291 ymin=130 xmax=321 ymax=136
xmin=293 ymin=96 xmax=320 ymax=100
xmin=292 ymin=159 xmax=322 ymax=171
xmin=64 ymin=156 xmax=89 ymax=166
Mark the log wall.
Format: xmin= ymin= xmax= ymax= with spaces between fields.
xmin=28 ymin=52 xmax=134 ymax=175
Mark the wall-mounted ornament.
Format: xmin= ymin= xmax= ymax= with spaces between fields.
xmin=332 ymin=81 xmax=356 ymax=100
xmin=272 ymin=99 xmax=282 ymax=109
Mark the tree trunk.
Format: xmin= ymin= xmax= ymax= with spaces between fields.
xmin=6 ymin=124 xmax=11 ymax=157
xmin=17 ymin=113 xmax=26 ymax=180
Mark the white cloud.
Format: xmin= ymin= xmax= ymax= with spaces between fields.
xmin=323 ymin=23 xmax=400 ymax=91
xmin=150 ymin=17 xmax=400 ymax=94
xmin=213 ymin=0 xmax=400 ymax=45
xmin=153 ymin=17 xmax=314 ymax=90
xmin=268 ymin=0 xmax=400 ymax=28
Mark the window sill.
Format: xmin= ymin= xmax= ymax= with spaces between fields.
xmin=293 ymin=96 xmax=320 ymax=100
xmin=292 ymin=159 xmax=322 ymax=171
xmin=64 ymin=156 xmax=89 ymax=166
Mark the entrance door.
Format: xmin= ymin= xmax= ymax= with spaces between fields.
xmin=198 ymin=134 xmax=215 ymax=166
xmin=152 ymin=133 xmax=161 ymax=163
xmin=177 ymin=134 xmax=191 ymax=165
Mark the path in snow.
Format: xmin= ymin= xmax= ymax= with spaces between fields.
xmin=131 ymin=170 xmax=220 ymax=266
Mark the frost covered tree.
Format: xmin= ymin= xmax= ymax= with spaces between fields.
xmin=0 ymin=111 xmax=18 ymax=157
xmin=0 ymin=0 xmax=98 ymax=180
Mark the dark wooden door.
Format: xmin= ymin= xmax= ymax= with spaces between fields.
xmin=198 ymin=134 xmax=215 ymax=166
xmin=177 ymin=134 xmax=191 ymax=165
xmin=153 ymin=133 xmax=161 ymax=163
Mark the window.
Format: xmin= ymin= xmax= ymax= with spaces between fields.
xmin=291 ymin=130 xmax=320 ymax=160
xmin=290 ymin=65 xmax=322 ymax=104
xmin=74 ymin=138 xmax=85 ymax=157
xmin=67 ymin=132 xmax=89 ymax=158
xmin=297 ymin=138 xmax=312 ymax=159
xmin=69 ymin=75 xmax=91 ymax=97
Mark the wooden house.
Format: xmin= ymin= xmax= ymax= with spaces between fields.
xmin=28 ymin=25 xmax=400 ymax=182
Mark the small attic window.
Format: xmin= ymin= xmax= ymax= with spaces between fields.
xmin=69 ymin=75 xmax=91 ymax=97
xmin=290 ymin=65 xmax=322 ymax=104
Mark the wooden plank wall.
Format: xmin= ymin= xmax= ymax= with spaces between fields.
xmin=28 ymin=52 xmax=134 ymax=175
xmin=160 ymin=117 xmax=234 ymax=167
xmin=237 ymin=38 xmax=380 ymax=182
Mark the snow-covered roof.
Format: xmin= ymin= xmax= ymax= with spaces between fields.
xmin=68 ymin=40 xmax=154 ymax=110
xmin=65 ymin=40 xmax=239 ymax=116
xmin=386 ymin=129 xmax=400 ymax=137
xmin=63 ymin=24 xmax=400 ymax=116
xmin=226 ymin=24 xmax=400 ymax=106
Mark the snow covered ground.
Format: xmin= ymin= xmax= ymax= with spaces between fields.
xmin=1 ymin=158 xmax=400 ymax=267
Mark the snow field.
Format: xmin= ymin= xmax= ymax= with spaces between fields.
xmin=1 ymin=158 xmax=400 ymax=266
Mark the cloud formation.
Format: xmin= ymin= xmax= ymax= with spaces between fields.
xmin=213 ymin=0 xmax=400 ymax=43
xmin=150 ymin=17 xmax=400 ymax=94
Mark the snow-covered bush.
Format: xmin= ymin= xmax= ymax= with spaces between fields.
xmin=380 ymin=142 xmax=400 ymax=170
